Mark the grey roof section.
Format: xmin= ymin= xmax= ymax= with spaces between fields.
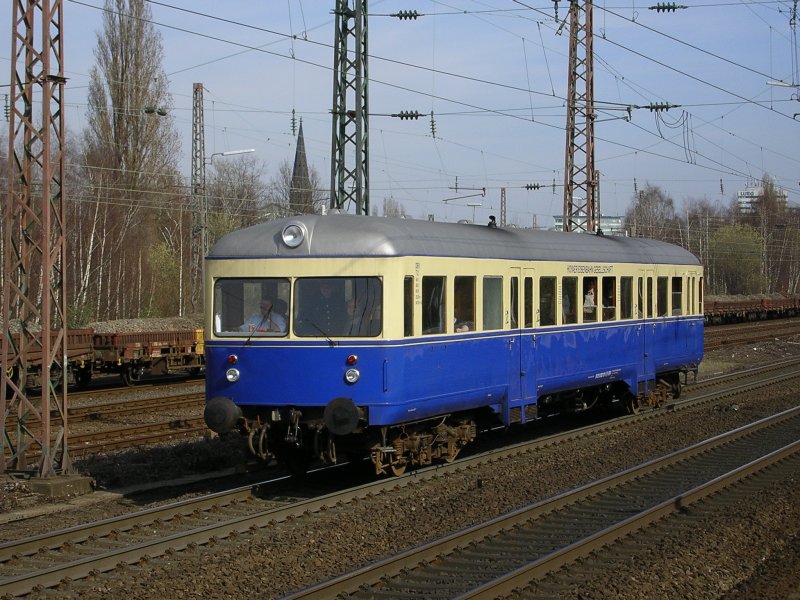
xmin=209 ymin=214 xmax=701 ymax=266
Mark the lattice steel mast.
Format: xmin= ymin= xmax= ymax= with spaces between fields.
xmin=563 ymin=0 xmax=599 ymax=233
xmin=190 ymin=82 xmax=205 ymax=312
xmin=2 ymin=0 xmax=70 ymax=476
xmin=330 ymin=0 xmax=369 ymax=214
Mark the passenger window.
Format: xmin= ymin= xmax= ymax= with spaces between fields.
xmin=562 ymin=277 xmax=578 ymax=325
xmin=455 ymin=276 xmax=476 ymax=332
xmin=637 ymin=277 xmax=644 ymax=318
xmin=404 ymin=276 xmax=413 ymax=337
xmin=699 ymin=277 xmax=704 ymax=313
xmin=539 ymin=277 xmax=556 ymax=326
xmin=583 ymin=277 xmax=597 ymax=322
xmin=647 ymin=278 xmax=654 ymax=318
xmin=510 ymin=277 xmax=519 ymax=328
xmin=483 ymin=277 xmax=503 ymax=330
xmin=602 ymin=276 xmax=616 ymax=321
xmin=524 ymin=277 xmax=533 ymax=327
xmin=422 ymin=276 xmax=446 ymax=335
xmin=620 ymin=277 xmax=633 ymax=320
xmin=657 ymin=277 xmax=668 ymax=317
xmin=672 ymin=277 xmax=683 ymax=315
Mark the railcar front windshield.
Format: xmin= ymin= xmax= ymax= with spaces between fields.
xmin=214 ymin=278 xmax=291 ymax=337
xmin=294 ymin=277 xmax=382 ymax=337
xmin=212 ymin=276 xmax=382 ymax=338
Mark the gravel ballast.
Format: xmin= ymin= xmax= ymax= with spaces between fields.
xmin=2 ymin=337 xmax=799 ymax=599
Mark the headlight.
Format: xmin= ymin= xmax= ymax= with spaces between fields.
xmin=225 ymin=368 xmax=240 ymax=382
xmin=282 ymin=223 xmax=306 ymax=248
xmin=344 ymin=368 xmax=360 ymax=384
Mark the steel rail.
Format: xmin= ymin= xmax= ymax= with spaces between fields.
xmin=282 ymin=406 xmax=800 ymax=599
xmin=462 ymin=440 xmax=800 ymax=599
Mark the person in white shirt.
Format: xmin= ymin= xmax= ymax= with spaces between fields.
xmin=241 ymin=298 xmax=286 ymax=333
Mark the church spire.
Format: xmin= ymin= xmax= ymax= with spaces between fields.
xmin=289 ymin=119 xmax=313 ymax=214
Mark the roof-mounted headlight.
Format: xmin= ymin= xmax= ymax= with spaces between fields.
xmin=282 ymin=223 xmax=306 ymax=248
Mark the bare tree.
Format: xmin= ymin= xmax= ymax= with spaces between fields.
xmin=677 ymin=197 xmax=728 ymax=292
xmin=206 ymin=155 xmax=268 ymax=246
xmin=265 ymin=158 xmax=327 ymax=216
xmin=623 ymin=184 xmax=679 ymax=242
xmin=709 ymin=224 xmax=766 ymax=294
xmin=77 ymin=0 xmax=182 ymax=320
xmin=382 ymin=196 xmax=408 ymax=218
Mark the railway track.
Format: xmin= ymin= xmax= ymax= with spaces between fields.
xmin=704 ymin=317 xmax=800 ymax=350
xmin=2 ymin=360 xmax=799 ymax=598
xmin=286 ymin=408 xmax=800 ymax=599
xmin=3 ymin=390 xmax=206 ymax=463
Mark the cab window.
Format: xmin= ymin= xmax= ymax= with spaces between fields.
xmin=214 ymin=277 xmax=290 ymax=337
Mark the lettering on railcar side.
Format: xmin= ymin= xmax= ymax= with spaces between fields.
xmin=566 ymin=265 xmax=614 ymax=274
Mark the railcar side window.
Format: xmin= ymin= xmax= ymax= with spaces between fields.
xmin=524 ymin=277 xmax=533 ymax=327
xmin=672 ymin=277 xmax=683 ymax=315
xmin=647 ymin=278 xmax=654 ymax=318
xmin=601 ymin=277 xmax=616 ymax=321
xmin=454 ymin=276 xmax=476 ymax=332
xmin=583 ymin=277 xmax=598 ymax=322
xmin=637 ymin=277 xmax=644 ymax=318
xmin=539 ymin=277 xmax=556 ymax=326
xmin=404 ymin=276 xmax=413 ymax=337
xmin=620 ymin=277 xmax=633 ymax=320
xmin=294 ymin=277 xmax=382 ymax=337
xmin=422 ymin=276 xmax=446 ymax=335
xmin=657 ymin=277 xmax=668 ymax=317
xmin=510 ymin=277 xmax=519 ymax=328
xmin=562 ymin=277 xmax=578 ymax=325
xmin=699 ymin=277 xmax=704 ymax=314
xmin=483 ymin=277 xmax=503 ymax=330
xmin=213 ymin=278 xmax=291 ymax=337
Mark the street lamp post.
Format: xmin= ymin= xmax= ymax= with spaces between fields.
xmin=203 ymin=148 xmax=255 ymax=252
xmin=190 ymin=147 xmax=256 ymax=315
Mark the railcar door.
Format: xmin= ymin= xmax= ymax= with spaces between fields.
xmin=520 ymin=268 xmax=536 ymax=402
xmin=639 ymin=269 xmax=655 ymax=387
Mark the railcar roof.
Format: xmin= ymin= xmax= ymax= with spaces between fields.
xmin=208 ymin=214 xmax=700 ymax=266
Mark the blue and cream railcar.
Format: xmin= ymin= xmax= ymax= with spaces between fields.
xmin=203 ymin=214 xmax=703 ymax=475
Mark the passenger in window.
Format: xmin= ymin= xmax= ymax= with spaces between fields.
xmin=241 ymin=298 xmax=286 ymax=333
xmin=454 ymin=310 xmax=472 ymax=332
xmin=583 ymin=287 xmax=596 ymax=317
xmin=562 ymin=293 xmax=572 ymax=322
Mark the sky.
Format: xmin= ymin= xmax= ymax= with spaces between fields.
xmin=2 ymin=0 xmax=799 ymax=227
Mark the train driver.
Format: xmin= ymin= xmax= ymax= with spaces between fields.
xmin=241 ymin=298 xmax=287 ymax=333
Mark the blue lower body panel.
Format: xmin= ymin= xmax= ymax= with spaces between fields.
xmin=205 ymin=318 xmax=703 ymax=429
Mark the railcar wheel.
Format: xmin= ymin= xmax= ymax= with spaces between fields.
xmin=75 ymin=368 xmax=92 ymax=388
xmin=443 ymin=441 xmax=461 ymax=463
xmin=390 ymin=459 xmax=408 ymax=476
xmin=671 ymin=381 xmax=682 ymax=399
xmin=121 ymin=366 xmax=143 ymax=387
xmin=626 ymin=393 xmax=641 ymax=415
